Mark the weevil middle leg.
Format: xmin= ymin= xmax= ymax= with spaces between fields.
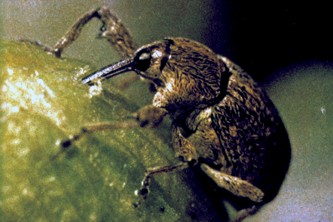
xmin=133 ymin=162 xmax=189 ymax=207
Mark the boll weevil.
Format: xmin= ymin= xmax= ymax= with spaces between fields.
xmin=49 ymin=6 xmax=291 ymax=221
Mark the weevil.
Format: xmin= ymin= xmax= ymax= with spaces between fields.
xmin=51 ymin=6 xmax=291 ymax=221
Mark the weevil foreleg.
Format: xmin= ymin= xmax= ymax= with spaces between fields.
xmin=52 ymin=6 xmax=136 ymax=58
xmin=133 ymin=161 xmax=189 ymax=207
xmin=54 ymin=105 xmax=167 ymax=160
xmin=21 ymin=7 xmax=136 ymax=58
xmin=51 ymin=6 xmax=144 ymax=89
xmin=52 ymin=120 xmax=138 ymax=160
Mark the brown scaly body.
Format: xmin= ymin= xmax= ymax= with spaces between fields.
xmin=151 ymin=38 xmax=290 ymax=204
xmin=52 ymin=7 xmax=291 ymax=221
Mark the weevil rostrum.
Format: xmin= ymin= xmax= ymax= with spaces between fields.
xmin=51 ymin=6 xmax=291 ymax=221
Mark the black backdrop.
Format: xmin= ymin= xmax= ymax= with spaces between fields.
xmin=206 ymin=0 xmax=332 ymax=80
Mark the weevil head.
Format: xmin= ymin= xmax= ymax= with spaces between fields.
xmin=132 ymin=38 xmax=230 ymax=113
xmin=82 ymin=37 xmax=229 ymax=114
xmin=147 ymin=38 xmax=229 ymax=112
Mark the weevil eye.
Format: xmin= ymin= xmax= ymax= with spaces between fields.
xmin=133 ymin=42 xmax=170 ymax=81
xmin=135 ymin=51 xmax=151 ymax=72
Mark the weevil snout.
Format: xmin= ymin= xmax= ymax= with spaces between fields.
xmin=82 ymin=40 xmax=171 ymax=86
xmin=82 ymin=58 xmax=134 ymax=85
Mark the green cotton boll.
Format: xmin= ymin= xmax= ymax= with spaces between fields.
xmin=0 ymin=41 xmax=227 ymax=222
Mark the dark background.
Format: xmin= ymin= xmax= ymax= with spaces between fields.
xmin=207 ymin=0 xmax=332 ymax=80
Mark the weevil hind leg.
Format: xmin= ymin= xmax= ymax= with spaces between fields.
xmin=200 ymin=164 xmax=264 ymax=221
xmin=200 ymin=163 xmax=264 ymax=203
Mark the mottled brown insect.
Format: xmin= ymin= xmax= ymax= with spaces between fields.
xmin=52 ymin=6 xmax=291 ymax=221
